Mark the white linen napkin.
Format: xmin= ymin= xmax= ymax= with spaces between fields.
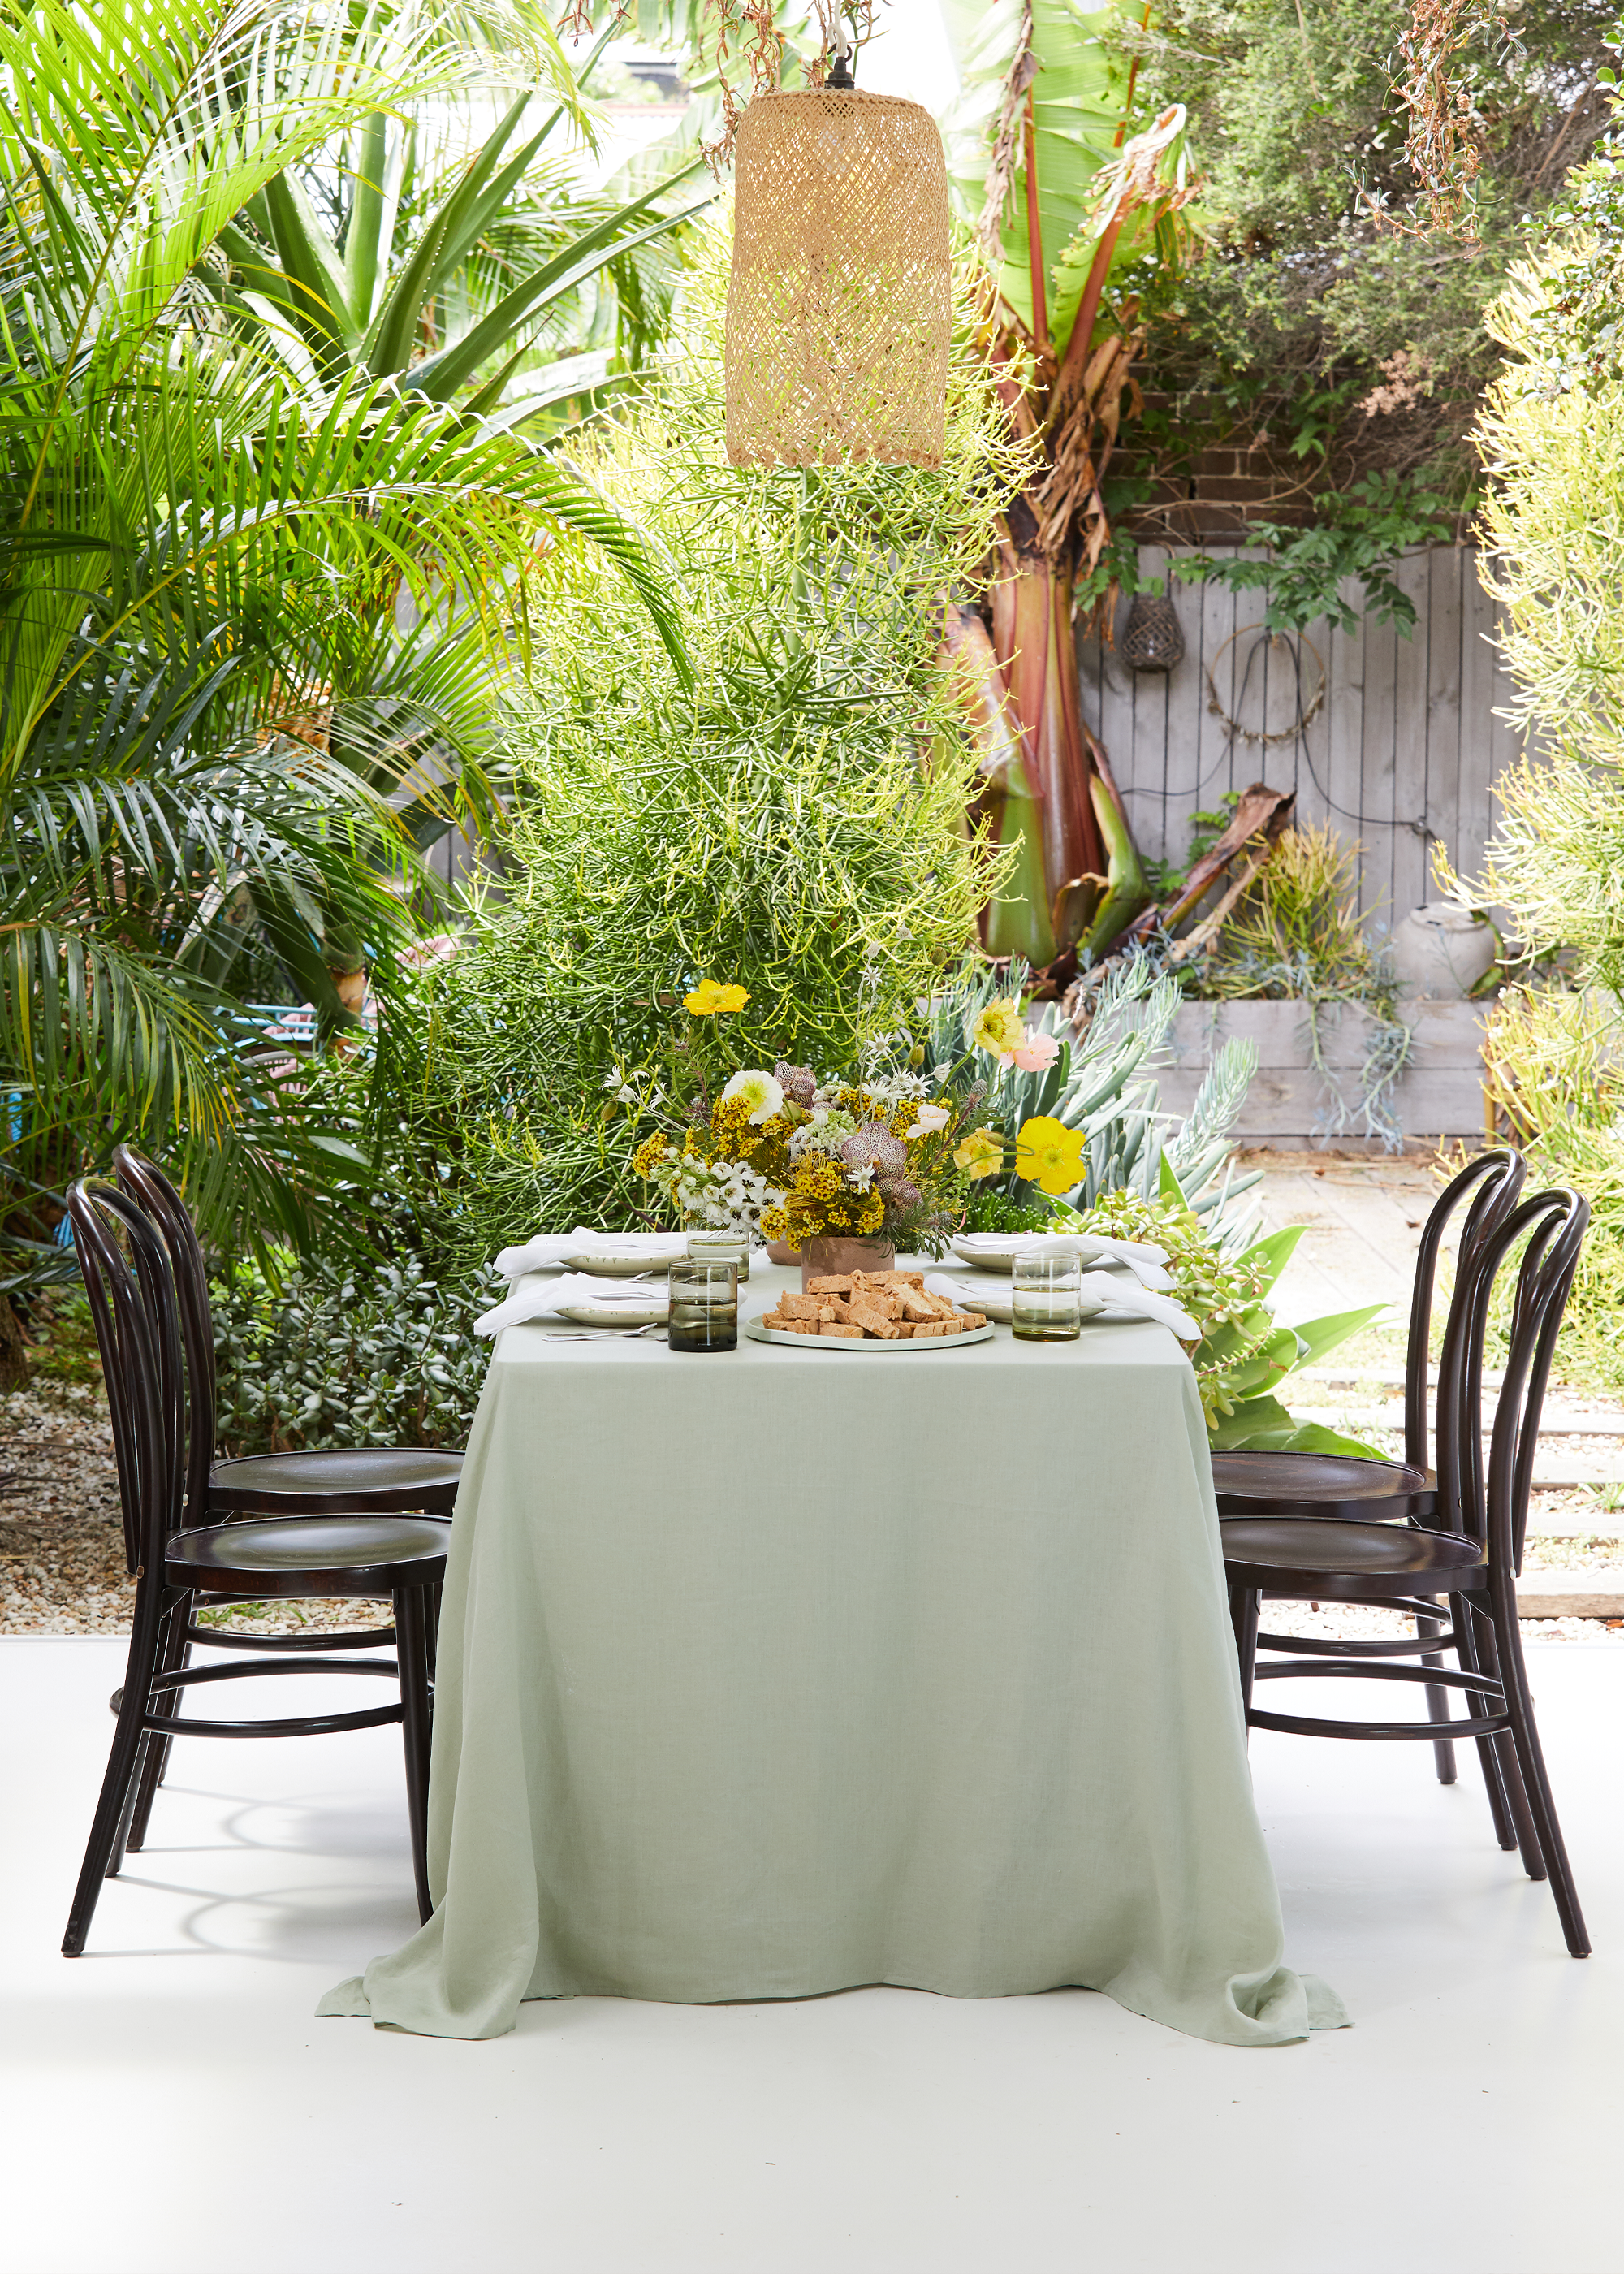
xmin=925 ymin=1271 xmax=1199 ymax=1342
xmin=474 ymin=1273 xmax=671 ymax=1338
xmin=493 ymin=1228 xmax=689 ymax=1281
xmin=950 ymin=1229 xmax=1173 ymax=1291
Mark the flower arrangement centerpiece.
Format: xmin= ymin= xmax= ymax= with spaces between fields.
xmin=627 ymin=974 xmax=1100 ymax=1278
xmin=628 ymin=976 xmax=1004 ymax=1276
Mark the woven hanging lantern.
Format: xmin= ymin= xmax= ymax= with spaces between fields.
xmin=725 ymin=78 xmax=952 ymax=469
xmin=1120 ymin=592 xmax=1186 ymax=673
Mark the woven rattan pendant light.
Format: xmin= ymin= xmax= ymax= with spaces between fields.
xmin=724 ymin=40 xmax=951 ymax=469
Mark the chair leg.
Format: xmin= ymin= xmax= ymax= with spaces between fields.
xmin=1228 ymin=1584 xmax=1259 ymax=1716
xmin=393 ymin=1584 xmax=434 ymax=1926
xmin=1450 ymin=1594 xmax=1520 ymax=1853
xmin=424 ymin=1580 xmax=441 ymax=1697
xmin=1416 ymin=1598 xmax=1457 ymax=1785
xmin=1466 ymin=1610 xmax=1546 ymax=1880
xmin=1491 ymin=1586 xmax=1588 ymax=1956
xmin=63 ymin=1577 xmax=168 ymax=1956
xmin=123 ymin=1589 xmax=193 ymax=1856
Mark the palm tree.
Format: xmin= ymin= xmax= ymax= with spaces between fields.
xmin=0 ymin=0 xmax=690 ymax=1275
xmin=222 ymin=22 xmax=712 ymax=430
xmin=941 ymin=0 xmax=1195 ymax=975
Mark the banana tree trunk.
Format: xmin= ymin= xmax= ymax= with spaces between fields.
xmin=981 ymin=498 xmax=1111 ymax=969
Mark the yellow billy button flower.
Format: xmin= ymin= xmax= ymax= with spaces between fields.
xmin=684 ymin=978 xmax=749 ymax=1015
xmin=1014 ymin=1115 xmax=1086 ymax=1196
xmin=953 ymin=1129 xmax=1004 ymax=1182
xmin=969 ymin=996 xmax=1025 ymax=1058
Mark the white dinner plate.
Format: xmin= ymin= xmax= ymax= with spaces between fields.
xmin=745 ymin=1318 xmax=996 ymax=1352
xmin=556 ymin=1303 xmax=667 ymax=1327
xmin=561 ymin=1251 xmax=680 ymax=1278
xmin=951 ymin=1238 xmax=1023 ymax=1273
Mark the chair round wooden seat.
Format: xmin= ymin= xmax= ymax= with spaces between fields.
xmin=170 ymin=1513 xmax=451 ymax=1594
xmin=1212 ymin=1450 xmax=1427 ymax=1523
xmin=1219 ymin=1514 xmax=1485 ymax=1599
xmin=206 ymin=1449 xmax=463 ymax=1516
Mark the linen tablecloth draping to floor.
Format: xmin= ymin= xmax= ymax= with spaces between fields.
xmin=321 ymin=1265 xmax=1346 ymax=2045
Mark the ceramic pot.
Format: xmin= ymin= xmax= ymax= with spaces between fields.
xmin=765 ymin=1239 xmax=802 ymax=1268
xmin=800 ymin=1235 xmax=896 ymax=1290
xmin=1389 ymin=902 xmax=1497 ymax=999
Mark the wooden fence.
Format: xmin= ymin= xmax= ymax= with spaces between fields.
xmin=1078 ymin=544 xmax=1522 ymax=929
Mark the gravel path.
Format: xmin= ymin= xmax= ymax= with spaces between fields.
xmin=0 ymin=1380 xmax=390 ymax=1640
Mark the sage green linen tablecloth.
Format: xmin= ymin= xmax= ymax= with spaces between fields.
xmin=321 ymin=1265 xmax=1345 ymax=2045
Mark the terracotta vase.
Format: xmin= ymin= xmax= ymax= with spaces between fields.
xmin=800 ymin=1235 xmax=896 ymax=1290
xmin=765 ymin=1239 xmax=802 ymax=1268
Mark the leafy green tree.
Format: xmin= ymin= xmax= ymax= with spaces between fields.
xmin=0 ymin=0 xmax=689 ymax=1275
xmin=1130 ymin=0 xmax=1614 ymax=510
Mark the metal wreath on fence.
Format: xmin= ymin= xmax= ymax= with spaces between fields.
xmin=1203 ymin=629 xmax=1327 ymax=748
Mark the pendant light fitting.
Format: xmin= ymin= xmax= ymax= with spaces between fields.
xmin=723 ymin=15 xmax=952 ymax=469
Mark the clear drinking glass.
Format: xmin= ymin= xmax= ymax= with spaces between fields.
xmin=686 ymin=1229 xmax=751 ymax=1282
xmin=667 ymin=1259 xmax=739 ymax=1351
xmin=1011 ymin=1249 xmax=1082 ymax=1342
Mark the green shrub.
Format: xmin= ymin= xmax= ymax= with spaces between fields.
xmin=211 ymin=1238 xmax=487 ymax=1455
xmin=402 ymin=229 xmax=1028 ymax=1273
xmin=1461 ymin=145 xmax=1624 ymax=1388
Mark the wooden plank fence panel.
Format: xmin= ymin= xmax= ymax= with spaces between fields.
xmin=1083 ymin=545 xmax=1518 ymax=934
xmin=1323 ymin=572 xmax=1367 ymax=898
xmin=1389 ymin=547 xmax=1434 ymax=926
xmin=1426 ymin=545 xmax=1466 ymax=898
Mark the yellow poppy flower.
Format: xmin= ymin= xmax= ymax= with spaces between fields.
xmin=953 ymin=1129 xmax=1004 ymax=1182
xmin=1014 ymin=1115 xmax=1087 ymax=1195
xmin=969 ymin=997 xmax=1025 ymax=1057
xmin=684 ymin=978 xmax=749 ymax=1015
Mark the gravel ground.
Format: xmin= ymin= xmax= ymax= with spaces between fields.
xmin=4 ymin=1373 xmax=1621 ymax=1645
xmin=0 ymin=1380 xmax=391 ymax=1641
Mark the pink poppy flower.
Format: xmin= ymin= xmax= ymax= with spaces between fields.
xmin=1008 ymin=1027 xmax=1060 ymax=1072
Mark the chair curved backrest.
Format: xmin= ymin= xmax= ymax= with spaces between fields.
xmin=1437 ymin=1185 xmax=1588 ymax=1575
xmin=112 ymin=1148 xmax=216 ymax=1528
xmin=1404 ymin=1146 xmax=1526 ymax=1477
xmin=66 ymin=1181 xmax=187 ymax=1576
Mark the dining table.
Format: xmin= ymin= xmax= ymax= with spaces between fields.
xmin=320 ymin=1258 xmax=1345 ymax=2045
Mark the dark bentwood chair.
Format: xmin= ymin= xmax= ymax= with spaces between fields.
xmin=1221 ymin=1185 xmax=1591 ymax=1959
xmin=63 ymin=1182 xmax=449 ymax=1956
xmin=1216 ymin=1147 xmax=1527 ymax=1788
xmin=112 ymin=1148 xmax=464 ymax=1522
xmin=108 ymin=1148 xmax=462 ymax=1852
xmin=1210 ymin=1146 xmax=1527 ymax=1524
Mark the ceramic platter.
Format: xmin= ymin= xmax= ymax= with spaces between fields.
xmin=745 ymin=1318 xmax=996 ymax=1353
xmin=561 ymin=1251 xmax=681 ymax=1279
xmin=556 ymin=1303 xmax=667 ymax=1327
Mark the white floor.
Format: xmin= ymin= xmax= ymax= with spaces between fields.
xmin=3 ymin=1636 xmax=1621 ymax=2274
